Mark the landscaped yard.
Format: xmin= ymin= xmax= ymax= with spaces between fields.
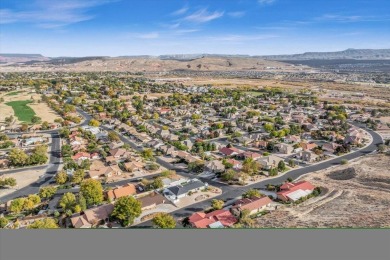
xmin=5 ymin=91 xmax=24 ymax=96
xmin=5 ymin=100 xmax=36 ymax=123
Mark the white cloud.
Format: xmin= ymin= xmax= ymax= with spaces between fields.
xmin=258 ymin=0 xmax=276 ymax=5
xmin=227 ymin=11 xmax=246 ymax=18
xmin=182 ymin=8 xmax=224 ymax=23
xmin=135 ymin=32 xmax=159 ymax=39
xmin=0 ymin=0 xmax=117 ymax=27
xmin=171 ymin=6 xmax=189 ymax=16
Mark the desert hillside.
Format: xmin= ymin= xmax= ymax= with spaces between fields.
xmin=0 ymin=56 xmax=309 ymax=73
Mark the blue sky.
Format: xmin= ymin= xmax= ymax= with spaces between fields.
xmin=1 ymin=0 xmax=389 ymax=56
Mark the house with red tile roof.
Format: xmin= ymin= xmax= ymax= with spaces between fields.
xmin=188 ymin=209 xmax=237 ymax=228
xmin=105 ymin=184 xmax=137 ymax=201
xmin=219 ymin=146 xmax=242 ymax=157
xmin=277 ymin=181 xmax=315 ymax=202
xmin=72 ymin=152 xmax=91 ymax=161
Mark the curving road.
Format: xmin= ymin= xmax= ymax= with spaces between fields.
xmin=133 ymin=122 xmax=383 ymax=228
xmin=0 ymin=108 xmax=91 ymax=202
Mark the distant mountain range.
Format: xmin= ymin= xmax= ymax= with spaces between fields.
xmin=1 ymin=49 xmax=389 ymax=65
xmin=258 ymin=48 xmax=390 ymax=60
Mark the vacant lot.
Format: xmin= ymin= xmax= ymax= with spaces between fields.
xmin=253 ymin=154 xmax=390 ymax=228
xmin=0 ymin=168 xmax=45 ymax=198
xmin=5 ymin=100 xmax=36 ymax=123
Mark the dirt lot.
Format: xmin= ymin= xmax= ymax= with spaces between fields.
xmin=253 ymin=154 xmax=390 ymax=228
xmin=0 ymin=168 xmax=46 ymax=198
xmin=0 ymin=89 xmax=60 ymax=124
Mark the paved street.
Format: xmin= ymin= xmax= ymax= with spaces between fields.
xmin=133 ymin=123 xmax=383 ymax=228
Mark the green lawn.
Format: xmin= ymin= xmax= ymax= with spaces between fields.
xmin=5 ymin=100 xmax=36 ymax=123
xmin=245 ymin=91 xmax=264 ymax=97
xmin=5 ymin=91 xmax=23 ymax=96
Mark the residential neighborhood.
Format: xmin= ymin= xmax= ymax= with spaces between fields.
xmin=0 ymin=73 xmax=387 ymax=230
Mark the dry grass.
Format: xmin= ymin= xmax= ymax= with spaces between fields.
xmin=253 ymin=154 xmax=390 ymax=228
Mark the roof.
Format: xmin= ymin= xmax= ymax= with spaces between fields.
xmin=138 ymin=192 xmax=166 ymax=209
xmin=232 ymin=196 xmax=272 ymax=212
xmin=278 ymin=181 xmax=315 ymax=200
xmin=188 ymin=209 xmax=237 ymax=228
xmin=219 ymin=147 xmax=241 ymax=156
xmin=106 ymin=184 xmax=136 ymax=201
xmin=167 ymin=180 xmax=205 ymax=197
xmin=83 ymin=204 xmax=114 ymax=224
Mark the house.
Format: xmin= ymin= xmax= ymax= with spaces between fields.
xmin=188 ymin=209 xmax=237 ymax=228
xmin=106 ymin=184 xmax=137 ymax=201
xmin=123 ymin=161 xmax=145 ymax=172
xmin=300 ymin=142 xmax=318 ymax=151
xmin=296 ymin=151 xmax=318 ymax=162
xmin=108 ymin=141 xmax=124 ymax=150
xmin=204 ymin=160 xmax=225 ymax=173
xmin=275 ymin=143 xmax=294 ymax=154
xmin=182 ymin=140 xmax=193 ymax=150
xmin=237 ymin=151 xmax=262 ymax=160
xmin=72 ymin=152 xmax=91 ymax=161
xmin=163 ymin=179 xmax=207 ymax=202
xmin=258 ymin=155 xmax=284 ymax=170
xmin=138 ymin=192 xmax=167 ymax=211
xmin=226 ymin=158 xmax=242 ymax=170
xmin=277 ymin=181 xmax=315 ymax=202
xmin=219 ymin=146 xmax=242 ymax=157
xmin=88 ymin=165 xmax=123 ymax=179
xmin=253 ymin=140 xmax=268 ymax=149
xmin=109 ymin=148 xmax=128 ymax=158
xmin=230 ymin=196 xmax=273 ymax=217
xmin=344 ymin=130 xmax=364 ymax=145
xmin=283 ymin=135 xmax=301 ymax=144
xmin=0 ymin=158 xmax=10 ymax=169
xmin=70 ymin=203 xmax=114 ymax=228
xmin=322 ymin=142 xmax=341 ymax=154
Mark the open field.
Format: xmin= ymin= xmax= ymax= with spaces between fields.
xmin=253 ymin=154 xmax=390 ymax=228
xmin=1 ymin=90 xmax=60 ymax=124
xmin=0 ymin=168 xmax=46 ymax=198
xmin=5 ymin=100 xmax=35 ymax=123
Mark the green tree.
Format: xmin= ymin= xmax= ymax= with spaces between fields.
xmin=111 ymin=196 xmax=142 ymax=227
xmin=27 ymin=218 xmax=59 ymax=229
xmin=72 ymin=169 xmax=85 ymax=184
xmin=278 ymin=160 xmax=286 ymax=171
xmin=108 ymin=131 xmax=120 ymax=142
xmin=221 ymin=169 xmax=236 ymax=181
xmin=152 ymin=213 xmax=176 ymax=228
xmin=39 ymin=186 xmax=57 ymax=199
xmin=78 ymin=194 xmax=87 ymax=211
xmin=0 ymin=217 xmax=9 ymax=228
xmin=242 ymin=158 xmax=260 ymax=176
xmin=55 ymin=171 xmax=68 ymax=185
xmin=9 ymin=198 xmax=26 ymax=213
xmin=288 ymin=159 xmax=296 ymax=168
xmin=242 ymin=189 xmax=261 ymax=199
xmin=8 ymin=148 xmax=29 ymax=166
xmin=31 ymin=115 xmax=41 ymax=124
xmin=88 ymin=119 xmax=100 ymax=127
xmin=0 ymin=177 xmax=17 ymax=188
xmin=80 ymin=179 xmax=103 ymax=206
xmin=211 ymin=199 xmax=224 ymax=210
xmin=59 ymin=192 xmax=77 ymax=212
xmin=141 ymin=148 xmax=154 ymax=160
